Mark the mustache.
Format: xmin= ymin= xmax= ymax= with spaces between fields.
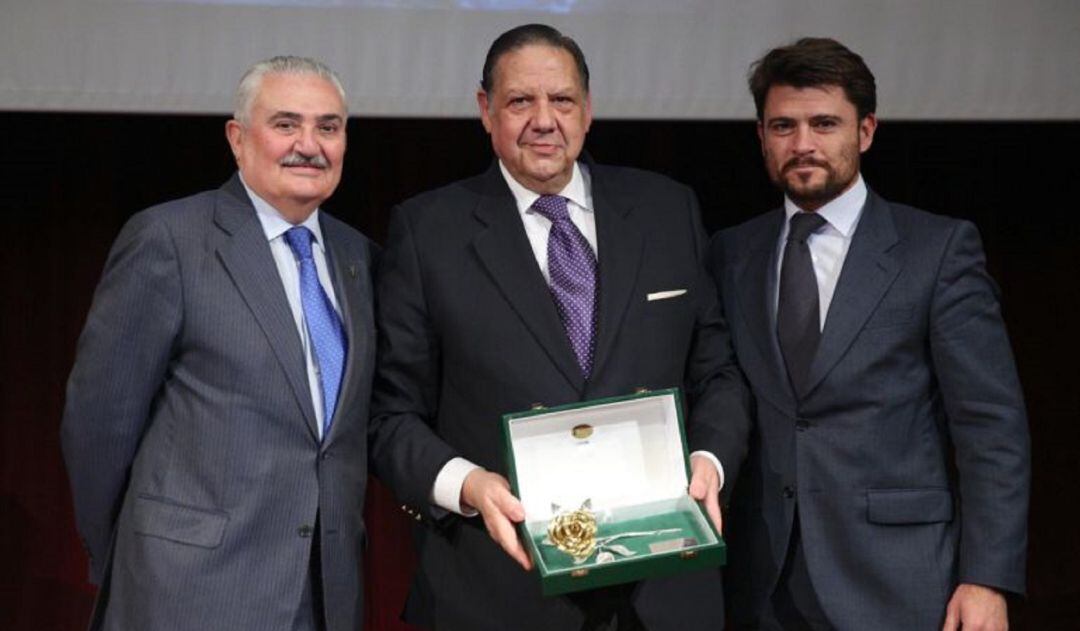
xmin=280 ymin=152 xmax=329 ymax=168
xmin=782 ymin=157 xmax=831 ymax=173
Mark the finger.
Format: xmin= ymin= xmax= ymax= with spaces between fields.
xmin=688 ymin=472 xmax=707 ymax=500
xmin=688 ymin=458 xmax=715 ymax=501
xmin=704 ymin=491 xmax=723 ymax=534
xmin=941 ymin=599 xmax=960 ymax=631
xmin=490 ymin=511 xmax=532 ymax=570
xmin=493 ymin=487 xmax=526 ymax=523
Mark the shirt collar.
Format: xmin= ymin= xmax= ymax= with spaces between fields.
xmin=783 ymin=173 xmax=867 ymax=238
xmin=240 ymin=173 xmax=325 ymax=246
xmin=498 ymin=160 xmax=592 ymax=217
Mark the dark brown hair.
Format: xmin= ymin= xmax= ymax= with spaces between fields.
xmin=748 ymin=37 xmax=876 ymax=120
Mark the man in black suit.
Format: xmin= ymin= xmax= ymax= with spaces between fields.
xmin=710 ymin=38 xmax=1029 ymax=630
xmin=370 ymin=23 xmax=749 ymax=631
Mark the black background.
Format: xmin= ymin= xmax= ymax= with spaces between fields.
xmin=1 ymin=113 xmax=1077 ymax=629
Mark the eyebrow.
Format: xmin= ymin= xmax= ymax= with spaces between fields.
xmin=268 ymin=111 xmax=344 ymax=124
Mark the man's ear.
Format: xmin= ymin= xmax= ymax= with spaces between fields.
xmin=225 ymin=119 xmax=244 ymax=162
xmin=858 ymin=113 xmax=878 ymax=153
xmin=477 ymin=90 xmax=493 ymax=134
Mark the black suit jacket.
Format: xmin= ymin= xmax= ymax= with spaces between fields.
xmin=370 ymin=161 xmax=750 ymax=630
xmin=709 ymin=190 xmax=1029 ymax=630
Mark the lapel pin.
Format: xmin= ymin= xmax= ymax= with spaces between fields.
xmin=348 ymin=264 xmax=358 ymax=279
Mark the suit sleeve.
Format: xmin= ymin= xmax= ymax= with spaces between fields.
xmin=60 ymin=211 xmax=183 ymax=584
xmin=681 ymin=187 xmax=752 ymax=494
xmin=369 ymin=205 xmax=460 ymax=520
xmin=929 ymin=220 xmax=1030 ymax=595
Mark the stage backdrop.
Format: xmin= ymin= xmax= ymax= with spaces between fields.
xmin=3 ymin=0 xmax=1080 ymax=120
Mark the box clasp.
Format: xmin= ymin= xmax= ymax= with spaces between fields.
xmin=633 ymin=386 xmax=650 ymax=394
xmin=571 ymin=424 xmax=594 ymax=440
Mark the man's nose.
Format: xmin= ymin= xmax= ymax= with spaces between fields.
xmin=294 ymin=125 xmax=320 ymax=155
xmin=531 ymin=99 xmax=556 ymax=132
xmin=792 ymin=124 xmax=815 ymax=154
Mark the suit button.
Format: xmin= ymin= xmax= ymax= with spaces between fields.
xmin=782 ymin=486 xmax=796 ymax=499
xmin=795 ymin=419 xmax=809 ymax=431
xmin=298 ymin=524 xmax=314 ymax=538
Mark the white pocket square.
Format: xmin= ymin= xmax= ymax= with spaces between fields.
xmin=647 ymin=289 xmax=687 ymax=301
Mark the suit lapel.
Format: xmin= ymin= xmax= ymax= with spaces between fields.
xmin=802 ymin=192 xmax=901 ymax=396
xmin=734 ymin=210 xmax=797 ymax=407
xmin=213 ymin=175 xmax=320 ymax=440
xmin=470 ymin=164 xmax=586 ymax=393
xmin=320 ymin=217 xmax=373 ymax=447
xmin=588 ymin=165 xmax=644 ymax=379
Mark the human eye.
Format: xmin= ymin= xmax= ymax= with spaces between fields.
xmin=318 ymin=122 xmax=341 ymax=134
xmin=506 ymin=93 xmax=533 ymax=110
xmin=813 ymin=117 xmax=840 ymax=130
xmin=274 ymin=119 xmax=297 ymax=132
xmin=769 ymin=120 xmax=794 ymax=134
xmin=552 ymin=95 xmax=575 ymax=108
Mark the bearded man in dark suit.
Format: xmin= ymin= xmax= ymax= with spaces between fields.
xmin=710 ymin=38 xmax=1029 ymax=631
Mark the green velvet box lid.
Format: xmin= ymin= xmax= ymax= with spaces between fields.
xmin=501 ymin=388 xmax=725 ymax=596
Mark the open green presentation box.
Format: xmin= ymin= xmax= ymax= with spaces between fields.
xmin=502 ymin=388 xmax=725 ymax=596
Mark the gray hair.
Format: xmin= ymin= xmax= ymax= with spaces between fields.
xmin=232 ymin=55 xmax=347 ymax=125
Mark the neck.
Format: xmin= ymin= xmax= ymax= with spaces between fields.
xmin=278 ymin=205 xmax=318 ymax=225
xmin=516 ymin=170 xmax=573 ymax=196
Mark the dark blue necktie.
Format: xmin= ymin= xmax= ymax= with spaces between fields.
xmin=532 ymin=195 xmax=597 ymax=378
xmin=284 ymin=226 xmax=347 ymax=438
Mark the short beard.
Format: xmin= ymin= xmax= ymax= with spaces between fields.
xmin=775 ymin=156 xmax=856 ymax=211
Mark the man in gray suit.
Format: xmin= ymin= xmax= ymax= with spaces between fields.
xmin=710 ymin=38 xmax=1029 ymax=630
xmin=61 ymin=56 xmax=377 ymax=631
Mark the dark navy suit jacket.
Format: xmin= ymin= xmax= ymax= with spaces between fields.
xmin=710 ymin=190 xmax=1029 ymax=630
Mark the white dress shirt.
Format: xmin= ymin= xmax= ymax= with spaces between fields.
xmin=431 ymin=162 xmax=724 ymax=516
xmin=776 ymin=174 xmax=868 ymax=328
xmin=243 ymin=176 xmax=342 ymax=439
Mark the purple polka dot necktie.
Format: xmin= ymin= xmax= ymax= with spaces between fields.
xmin=284 ymin=226 xmax=347 ymax=438
xmin=532 ymin=195 xmax=597 ymax=378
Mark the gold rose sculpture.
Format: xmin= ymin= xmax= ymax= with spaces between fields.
xmin=542 ymin=500 xmax=683 ymax=566
xmin=546 ymin=503 xmax=598 ymax=564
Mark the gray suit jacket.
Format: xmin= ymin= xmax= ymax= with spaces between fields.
xmin=370 ymin=161 xmax=751 ymax=631
xmin=709 ymin=191 xmax=1029 ymax=630
xmin=61 ymin=174 xmax=378 ymax=631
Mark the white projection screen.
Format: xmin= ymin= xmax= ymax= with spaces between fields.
xmin=2 ymin=0 xmax=1079 ymax=119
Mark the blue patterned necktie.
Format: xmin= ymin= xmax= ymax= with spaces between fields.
xmin=284 ymin=226 xmax=347 ymax=438
xmin=532 ymin=195 xmax=597 ymax=378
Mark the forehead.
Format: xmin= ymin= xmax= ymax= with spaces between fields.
xmin=252 ymin=73 xmax=345 ymax=115
xmin=491 ymin=44 xmax=584 ymax=93
xmin=763 ymin=84 xmax=856 ymax=118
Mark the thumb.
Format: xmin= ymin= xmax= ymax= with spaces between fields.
xmin=688 ymin=472 xmax=707 ymax=500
